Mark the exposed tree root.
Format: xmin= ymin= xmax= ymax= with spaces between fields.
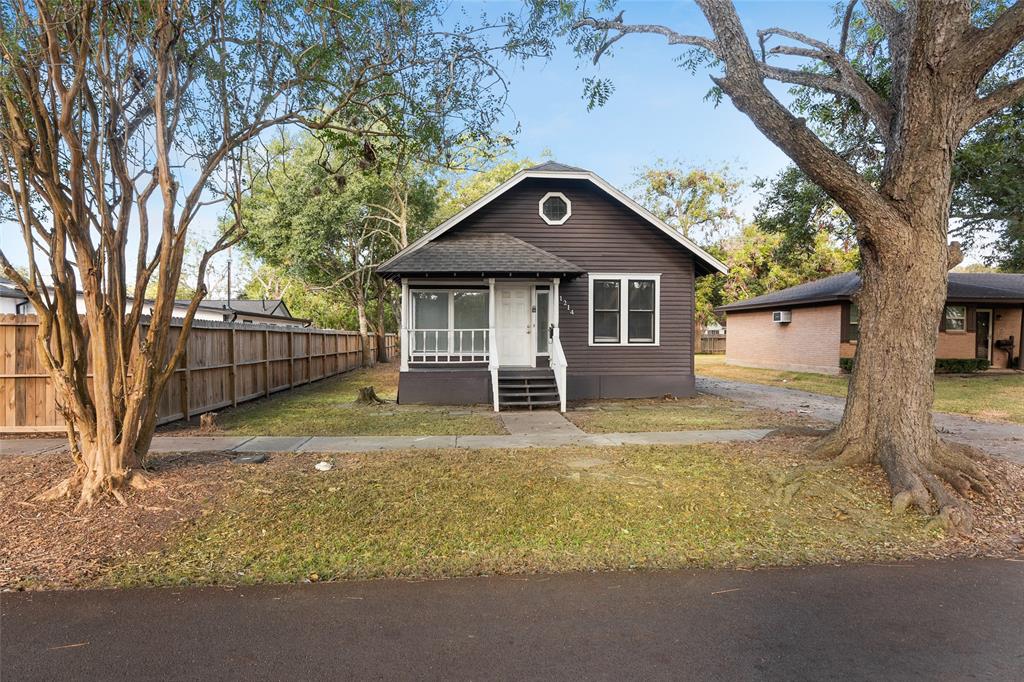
xmin=32 ymin=466 xmax=158 ymax=511
xmin=785 ymin=428 xmax=998 ymax=535
xmin=32 ymin=468 xmax=86 ymax=502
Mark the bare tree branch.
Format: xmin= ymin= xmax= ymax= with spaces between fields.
xmin=757 ymin=26 xmax=894 ymax=141
xmin=962 ymin=1 xmax=1024 ymax=79
xmin=573 ymin=16 xmax=720 ymax=60
xmin=967 ymin=76 xmax=1024 ymax=129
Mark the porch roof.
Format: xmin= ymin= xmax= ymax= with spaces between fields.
xmin=377 ymin=233 xmax=585 ymax=279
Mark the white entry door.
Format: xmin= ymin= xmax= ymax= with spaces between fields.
xmin=496 ymin=284 xmax=532 ymax=366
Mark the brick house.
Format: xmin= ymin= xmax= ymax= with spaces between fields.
xmin=717 ymin=271 xmax=1024 ymax=374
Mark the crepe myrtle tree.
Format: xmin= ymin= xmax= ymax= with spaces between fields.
xmin=565 ymin=0 xmax=1024 ymax=529
xmin=0 ymin=0 xmax=550 ymax=508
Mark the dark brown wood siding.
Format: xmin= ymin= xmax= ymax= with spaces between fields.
xmin=441 ymin=177 xmax=698 ymax=390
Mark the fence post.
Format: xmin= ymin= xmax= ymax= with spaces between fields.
xmin=229 ymin=325 xmax=238 ymax=407
xmin=263 ymin=329 xmax=271 ymax=397
xmin=289 ymin=330 xmax=295 ymax=388
xmin=180 ymin=342 xmax=191 ymax=422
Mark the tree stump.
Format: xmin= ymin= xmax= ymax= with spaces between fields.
xmin=355 ymin=386 xmax=387 ymax=404
xmin=199 ymin=412 xmax=218 ymax=432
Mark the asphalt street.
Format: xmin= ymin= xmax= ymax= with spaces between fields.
xmin=3 ymin=558 xmax=1023 ymax=680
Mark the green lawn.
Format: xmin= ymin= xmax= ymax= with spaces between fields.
xmin=568 ymin=394 xmax=821 ymax=433
xmin=213 ymin=365 xmax=505 ymax=436
xmin=109 ymin=444 xmax=939 ymax=587
xmin=696 ymin=355 xmax=1024 ymax=424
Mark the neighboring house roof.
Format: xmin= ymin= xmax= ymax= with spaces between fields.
xmin=0 ymin=279 xmax=309 ymax=323
xmin=718 ymin=271 xmax=1024 ymax=312
xmin=378 ymin=233 xmax=585 ymax=278
xmin=181 ymin=298 xmax=293 ymax=318
xmin=377 ymin=161 xmax=728 ymax=277
xmin=0 ymin=281 xmax=27 ymax=299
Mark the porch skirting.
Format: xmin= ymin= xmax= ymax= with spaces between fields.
xmin=398 ymin=370 xmax=492 ymax=405
xmin=567 ymin=373 xmax=696 ymax=400
xmin=397 ymin=369 xmax=694 ymax=406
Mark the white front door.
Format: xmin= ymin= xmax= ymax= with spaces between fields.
xmin=496 ymin=284 xmax=532 ymax=366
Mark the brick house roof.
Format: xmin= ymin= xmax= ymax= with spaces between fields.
xmin=718 ymin=271 xmax=1024 ymax=312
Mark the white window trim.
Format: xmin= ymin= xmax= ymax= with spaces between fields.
xmin=539 ymin=191 xmax=571 ymax=225
xmin=944 ymin=304 xmax=967 ymax=332
xmin=588 ymin=273 xmax=661 ymax=347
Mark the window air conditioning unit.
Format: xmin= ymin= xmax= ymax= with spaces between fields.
xmin=772 ymin=310 xmax=792 ymax=324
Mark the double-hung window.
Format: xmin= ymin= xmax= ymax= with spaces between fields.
xmin=943 ymin=305 xmax=967 ymax=331
xmin=589 ymin=274 xmax=660 ymax=345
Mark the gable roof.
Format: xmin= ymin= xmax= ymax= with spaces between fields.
xmin=378 ymin=162 xmax=728 ymax=277
xmin=718 ymin=271 xmax=1024 ymax=312
xmin=378 ymin=233 xmax=585 ymax=279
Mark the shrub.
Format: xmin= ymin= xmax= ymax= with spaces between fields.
xmin=840 ymin=357 xmax=990 ymax=374
xmin=934 ymin=358 xmax=990 ymax=373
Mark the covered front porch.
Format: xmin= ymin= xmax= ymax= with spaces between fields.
xmin=377 ymin=232 xmax=586 ymax=411
xmin=398 ymin=277 xmax=569 ymax=411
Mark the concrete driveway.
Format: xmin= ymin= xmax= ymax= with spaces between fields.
xmin=698 ymin=376 xmax=1024 ymax=464
xmin=3 ymin=559 xmax=1022 ymax=680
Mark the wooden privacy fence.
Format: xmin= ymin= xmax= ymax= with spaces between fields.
xmin=0 ymin=314 xmax=398 ymax=433
xmin=699 ymin=335 xmax=727 ymax=354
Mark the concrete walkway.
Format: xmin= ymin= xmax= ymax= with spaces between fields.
xmin=500 ymin=410 xmax=584 ymax=436
xmin=4 ymin=559 xmax=1022 ymax=680
xmin=698 ymin=376 xmax=1024 ymax=464
xmin=0 ymin=428 xmax=772 ymax=458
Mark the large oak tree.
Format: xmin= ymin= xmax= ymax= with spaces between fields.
xmin=567 ymin=0 xmax=1024 ymax=529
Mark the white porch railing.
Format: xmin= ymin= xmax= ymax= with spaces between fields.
xmin=550 ymin=327 xmax=567 ymax=412
xmin=407 ymin=328 xmax=490 ymax=363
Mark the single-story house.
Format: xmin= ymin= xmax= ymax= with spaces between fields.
xmin=377 ymin=161 xmax=727 ymax=411
xmin=717 ymin=271 xmax=1024 ymax=374
xmin=0 ymin=278 xmax=310 ymax=326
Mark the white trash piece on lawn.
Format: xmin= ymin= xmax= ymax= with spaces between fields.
xmin=314 ymin=461 xmax=334 ymax=472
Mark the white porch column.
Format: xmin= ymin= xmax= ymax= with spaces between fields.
xmin=488 ymin=277 xmax=499 ymax=411
xmin=400 ymin=278 xmax=409 ymax=372
xmin=551 ymin=278 xmax=560 ymax=327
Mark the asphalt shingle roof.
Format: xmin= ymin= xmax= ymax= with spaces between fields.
xmin=526 ymin=161 xmax=590 ymax=173
xmin=377 ymin=233 xmax=585 ymax=278
xmin=718 ymin=271 xmax=1024 ymax=312
xmin=191 ymin=299 xmax=289 ymax=316
xmin=0 ymin=281 xmax=26 ymax=299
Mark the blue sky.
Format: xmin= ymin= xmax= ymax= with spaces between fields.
xmin=3 ymin=1 xmax=874 ymax=277
xmin=488 ymin=1 xmax=839 ymax=203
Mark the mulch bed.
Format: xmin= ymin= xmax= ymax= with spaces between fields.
xmin=0 ymin=451 xmax=239 ymax=590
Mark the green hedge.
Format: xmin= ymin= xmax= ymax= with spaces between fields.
xmin=840 ymin=357 xmax=990 ymax=373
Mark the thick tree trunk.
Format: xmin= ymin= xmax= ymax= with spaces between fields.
xmin=356 ymin=300 xmax=374 ymax=368
xmin=820 ymin=209 xmax=991 ymax=530
xmin=375 ymin=284 xmax=389 ymax=364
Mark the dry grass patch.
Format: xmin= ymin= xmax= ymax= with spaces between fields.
xmin=108 ymin=440 xmax=1023 ymax=589
xmin=162 ymin=364 xmax=504 ymax=437
xmin=568 ymin=394 xmax=827 ymax=433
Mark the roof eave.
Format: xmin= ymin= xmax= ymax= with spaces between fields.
xmin=716 ymin=295 xmax=852 ymax=314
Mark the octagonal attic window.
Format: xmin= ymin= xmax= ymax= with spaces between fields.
xmin=539 ymin=192 xmax=571 ymax=225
